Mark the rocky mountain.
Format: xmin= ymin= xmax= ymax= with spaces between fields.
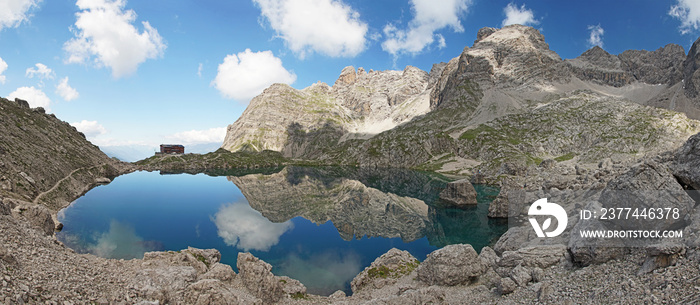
xmin=221 ymin=65 xmax=437 ymax=157
xmin=221 ymin=25 xmax=700 ymax=175
xmin=0 ymin=97 xmax=131 ymax=211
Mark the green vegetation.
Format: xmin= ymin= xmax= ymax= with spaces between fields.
xmin=135 ymin=149 xmax=290 ymax=171
xmin=290 ymin=292 xmax=308 ymax=300
xmin=366 ymin=260 xmax=419 ymax=279
xmin=191 ymin=252 xmax=209 ymax=267
xmin=554 ymin=153 xmax=576 ymax=162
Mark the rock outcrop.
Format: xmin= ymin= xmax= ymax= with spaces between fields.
xmin=438 ymin=178 xmax=478 ymax=206
xmin=683 ymin=36 xmax=700 ymax=98
xmin=672 ymin=131 xmax=700 ymax=190
xmin=417 ymin=244 xmax=486 ymax=286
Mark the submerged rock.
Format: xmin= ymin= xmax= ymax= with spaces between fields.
xmin=439 ymin=179 xmax=478 ymax=207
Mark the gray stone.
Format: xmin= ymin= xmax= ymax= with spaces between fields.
xmin=351 ymin=248 xmax=418 ymax=293
xmin=278 ymin=276 xmax=306 ymax=296
xmin=479 ymin=246 xmax=499 ymax=267
xmin=498 ymin=277 xmax=517 ymax=295
xmin=515 ymin=245 xmax=567 ymax=268
xmin=329 ymin=290 xmax=346 ymax=299
xmin=15 ymin=204 xmax=55 ymax=236
xmin=237 ymin=252 xmax=283 ymax=304
xmin=14 ymin=98 xmax=29 ymax=109
xmin=417 ymin=244 xmax=486 ymax=286
xmin=439 ymin=179 xmax=477 ymax=206
xmin=510 ymin=264 xmax=532 ymax=286
xmin=185 ymin=279 xmax=259 ymax=305
xmin=600 ymin=161 xmax=694 ymax=232
xmin=131 ymin=266 xmax=198 ymax=301
xmin=637 ymin=243 xmax=686 ymax=275
xmin=539 ymin=159 xmax=556 ymax=169
xmin=683 ymin=36 xmax=700 ymax=97
xmin=474 ymin=27 xmax=497 ymax=45
xmin=200 ymin=263 xmax=235 ymax=282
xmin=672 ymin=132 xmax=700 ymax=190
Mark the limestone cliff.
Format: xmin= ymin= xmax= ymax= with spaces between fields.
xmin=221 ymin=65 xmax=437 ymax=158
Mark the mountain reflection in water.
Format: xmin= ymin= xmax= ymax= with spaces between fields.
xmin=57 ymin=166 xmax=506 ymax=295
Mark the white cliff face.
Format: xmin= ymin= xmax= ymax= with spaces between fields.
xmin=221 ymin=65 xmax=437 ymax=153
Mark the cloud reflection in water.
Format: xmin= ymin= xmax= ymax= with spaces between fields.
xmin=212 ymin=202 xmax=293 ymax=251
xmin=277 ymin=250 xmax=363 ymax=296
xmin=91 ymin=220 xmax=161 ymax=259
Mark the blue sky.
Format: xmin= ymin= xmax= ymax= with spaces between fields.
xmin=1 ymin=0 xmax=699 ymax=160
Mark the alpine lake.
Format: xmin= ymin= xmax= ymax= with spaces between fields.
xmin=56 ymin=166 xmax=507 ymax=296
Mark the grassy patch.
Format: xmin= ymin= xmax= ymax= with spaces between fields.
xmin=291 ymin=292 xmax=307 ymax=300
xmin=367 ymin=260 xmax=420 ymax=279
xmin=554 ymin=153 xmax=576 ymax=162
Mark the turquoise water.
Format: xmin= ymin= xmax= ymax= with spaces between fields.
xmin=57 ymin=167 xmax=506 ymax=295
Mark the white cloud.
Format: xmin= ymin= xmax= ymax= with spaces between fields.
xmin=197 ymin=63 xmax=203 ymax=78
xmin=0 ymin=57 xmax=7 ymax=84
xmin=70 ymin=120 xmax=107 ymax=138
xmin=25 ymin=63 xmax=54 ymax=79
xmin=587 ymin=24 xmax=604 ymax=48
xmin=213 ymin=202 xmax=293 ymax=251
xmin=0 ymin=0 xmax=41 ymax=31
xmin=669 ymin=0 xmax=700 ymax=34
xmin=502 ymin=3 xmax=538 ymax=27
xmin=212 ymin=49 xmax=296 ymax=102
xmin=167 ymin=127 xmax=226 ymax=145
xmin=63 ymin=0 xmax=166 ymax=78
xmin=56 ymin=77 xmax=80 ymax=101
xmin=382 ymin=0 xmax=471 ymax=56
xmin=254 ymin=0 xmax=368 ymax=58
xmin=8 ymin=86 xmax=51 ymax=110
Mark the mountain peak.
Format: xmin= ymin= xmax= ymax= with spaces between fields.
xmin=473 ymin=24 xmax=551 ymax=53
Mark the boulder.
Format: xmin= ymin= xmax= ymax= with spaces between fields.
xmin=637 ymin=243 xmax=685 ymax=275
xmin=599 ymin=161 xmax=694 ymax=232
xmin=478 ymin=246 xmax=499 ymax=267
xmin=351 ymin=248 xmax=418 ymax=293
xmin=568 ymin=201 xmax=629 ymax=265
xmin=539 ymin=159 xmax=556 ymax=169
xmin=514 ymin=245 xmax=567 ymax=268
xmin=131 ymin=266 xmax=198 ymax=302
xmin=14 ymin=204 xmax=55 ymax=235
xmin=672 ymin=132 xmax=700 ymax=191
xmin=278 ymin=276 xmax=306 ymax=296
xmin=498 ymin=277 xmax=517 ymax=295
xmin=184 ymin=279 xmax=258 ymax=305
xmin=439 ymin=179 xmax=477 ymax=207
xmin=200 ymin=263 xmax=235 ymax=282
xmin=509 ymin=264 xmax=532 ymax=286
xmin=0 ymin=198 xmax=9 ymax=215
xmin=14 ymin=98 xmax=29 ymax=109
xmin=236 ymin=252 xmax=283 ymax=304
xmin=417 ymin=244 xmax=486 ymax=286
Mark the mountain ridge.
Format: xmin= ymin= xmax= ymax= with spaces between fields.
xmin=222 ymin=24 xmax=700 ymax=175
